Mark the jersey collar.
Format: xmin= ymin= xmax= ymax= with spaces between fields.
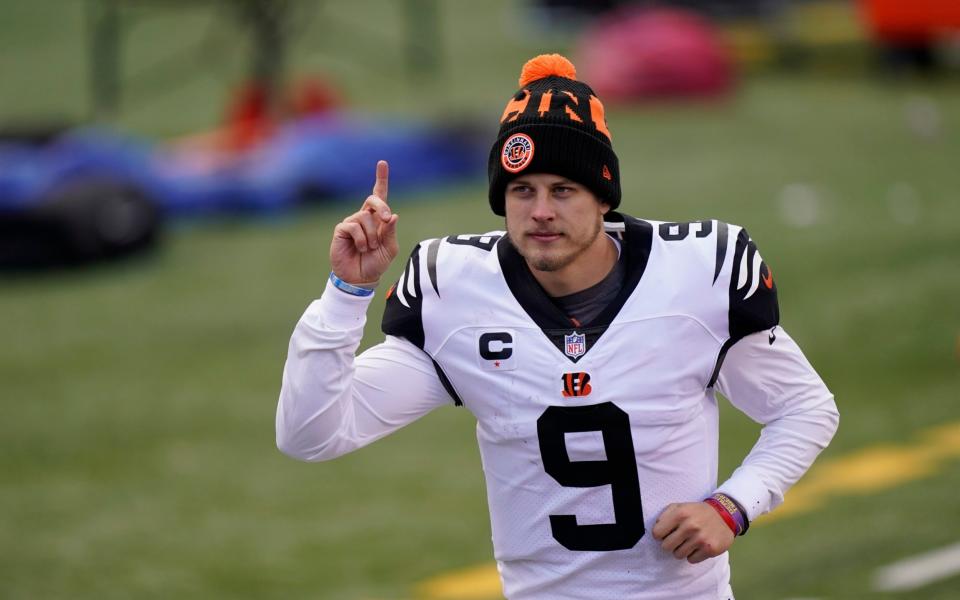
xmin=497 ymin=212 xmax=653 ymax=363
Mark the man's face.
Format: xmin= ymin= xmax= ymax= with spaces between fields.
xmin=504 ymin=173 xmax=610 ymax=274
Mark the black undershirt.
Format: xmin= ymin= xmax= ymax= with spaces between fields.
xmin=550 ymin=239 xmax=626 ymax=328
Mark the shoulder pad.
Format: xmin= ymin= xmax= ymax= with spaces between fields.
xmin=648 ymin=218 xmax=728 ymax=285
xmin=728 ymin=227 xmax=779 ymax=341
xmin=382 ymin=242 xmax=427 ymax=349
xmin=381 ymin=233 xmax=504 ymax=348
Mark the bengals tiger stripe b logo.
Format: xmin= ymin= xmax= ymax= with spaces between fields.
xmin=561 ymin=372 xmax=592 ymax=397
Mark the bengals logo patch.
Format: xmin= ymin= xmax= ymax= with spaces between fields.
xmin=561 ymin=372 xmax=592 ymax=397
xmin=501 ymin=133 xmax=534 ymax=173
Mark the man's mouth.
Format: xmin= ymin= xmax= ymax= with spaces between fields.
xmin=527 ymin=231 xmax=562 ymax=242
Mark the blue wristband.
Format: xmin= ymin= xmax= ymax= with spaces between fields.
xmin=329 ymin=272 xmax=375 ymax=297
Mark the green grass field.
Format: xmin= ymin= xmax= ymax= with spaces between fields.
xmin=3 ymin=2 xmax=960 ymax=598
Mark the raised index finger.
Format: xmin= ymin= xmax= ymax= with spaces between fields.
xmin=372 ymin=160 xmax=389 ymax=203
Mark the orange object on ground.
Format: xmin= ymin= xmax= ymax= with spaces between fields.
xmin=223 ymin=81 xmax=276 ymax=152
xmin=289 ymin=76 xmax=339 ymax=117
xmin=219 ymin=75 xmax=340 ymax=153
xmin=859 ymin=0 xmax=960 ymax=44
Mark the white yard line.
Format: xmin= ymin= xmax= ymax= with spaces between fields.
xmin=874 ymin=541 xmax=960 ymax=592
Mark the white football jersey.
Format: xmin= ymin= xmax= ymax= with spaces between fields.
xmin=380 ymin=213 xmax=780 ymax=600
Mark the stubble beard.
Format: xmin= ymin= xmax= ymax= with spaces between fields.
xmin=509 ymin=214 xmax=604 ymax=273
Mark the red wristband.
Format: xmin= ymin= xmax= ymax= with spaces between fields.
xmin=711 ymin=493 xmax=748 ymax=535
xmin=703 ymin=497 xmax=738 ymax=535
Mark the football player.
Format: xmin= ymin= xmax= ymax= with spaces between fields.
xmin=277 ymin=54 xmax=838 ymax=599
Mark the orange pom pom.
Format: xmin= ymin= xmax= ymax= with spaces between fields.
xmin=518 ymin=54 xmax=577 ymax=87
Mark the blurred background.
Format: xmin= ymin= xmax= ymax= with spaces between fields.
xmin=2 ymin=0 xmax=959 ymax=598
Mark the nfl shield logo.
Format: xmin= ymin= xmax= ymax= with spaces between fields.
xmin=564 ymin=331 xmax=586 ymax=359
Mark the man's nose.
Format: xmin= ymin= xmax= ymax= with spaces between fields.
xmin=530 ymin=191 xmax=555 ymax=221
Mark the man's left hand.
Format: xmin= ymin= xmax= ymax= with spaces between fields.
xmin=652 ymin=502 xmax=735 ymax=564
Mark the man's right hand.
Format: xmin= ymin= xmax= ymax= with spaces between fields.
xmin=330 ymin=160 xmax=400 ymax=286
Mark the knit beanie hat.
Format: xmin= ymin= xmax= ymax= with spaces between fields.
xmin=488 ymin=54 xmax=620 ymax=216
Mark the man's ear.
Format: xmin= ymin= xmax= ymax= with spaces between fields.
xmin=599 ymin=201 xmax=611 ymax=215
